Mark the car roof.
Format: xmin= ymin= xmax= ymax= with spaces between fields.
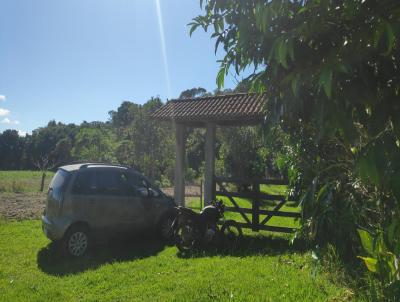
xmin=59 ymin=163 xmax=132 ymax=172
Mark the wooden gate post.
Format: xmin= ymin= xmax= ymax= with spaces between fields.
xmin=252 ymin=182 xmax=260 ymax=231
xmin=204 ymin=122 xmax=216 ymax=205
xmin=174 ymin=122 xmax=186 ymax=206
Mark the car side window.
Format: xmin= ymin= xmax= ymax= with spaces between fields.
xmin=95 ymin=170 xmax=124 ymax=196
xmin=71 ymin=170 xmax=96 ymax=195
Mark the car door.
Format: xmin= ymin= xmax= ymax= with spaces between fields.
xmin=70 ymin=169 xmax=106 ymax=228
xmin=91 ymin=169 xmax=148 ymax=233
xmin=124 ymin=172 xmax=156 ymax=229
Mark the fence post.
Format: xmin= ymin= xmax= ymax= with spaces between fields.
xmin=252 ymin=182 xmax=260 ymax=231
xmin=40 ymin=172 xmax=46 ymax=192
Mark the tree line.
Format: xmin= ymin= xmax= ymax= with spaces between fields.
xmin=0 ymin=87 xmax=275 ymax=188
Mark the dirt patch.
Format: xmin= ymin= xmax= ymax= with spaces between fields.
xmin=0 ymin=192 xmax=46 ymax=220
xmin=0 ymin=186 xmax=202 ymax=220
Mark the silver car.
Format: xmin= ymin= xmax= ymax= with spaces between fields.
xmin=42 ymin=163 xmax=176 ymax=256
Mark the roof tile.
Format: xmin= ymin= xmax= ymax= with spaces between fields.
xmin=151 ymin=93 xmax=266 ymax=124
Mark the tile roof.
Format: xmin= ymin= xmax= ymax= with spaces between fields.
xmin=151 ymin=93 xmax=266 ymax=125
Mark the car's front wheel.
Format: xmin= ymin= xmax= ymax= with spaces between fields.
xmin=62 ymin=224 xmax=90 ymax=257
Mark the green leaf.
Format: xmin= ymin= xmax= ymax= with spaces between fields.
xmin=373 ymin=21 xmax=384 ymax=48
xmin=215 ymin=35 xmax=223 ymax=54
xmin=316 ymin=183 xmax=329 ymax=203
xmin=291 ymin=74 xmax=300 ymax=97
xmin=358 ymin=229 xmax=375 ymax=255
xmin=189 ymin=23 xmax=200 ymax=36
xmin=216 ymin=67 xmax=225 ymax=89
xmin=287 ymin=38 xmax=294 ymax=61
xmin=318 ymin=68 xmax=333 ymax=98
xmin=358 ymin=256 xmax=377 ymax=272
xmin=384 ymin=21 xmax=395 ymax=55
xmin=356 ymin=147 xmax=381 ymax=186
xmin=277 ymin=39 xmax=288 ymax=68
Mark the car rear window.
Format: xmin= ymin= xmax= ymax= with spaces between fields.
xmin=49 ymin=169 xmax=70 ymax=201
xmin=50 ymin=169 xmax=70 ymax=190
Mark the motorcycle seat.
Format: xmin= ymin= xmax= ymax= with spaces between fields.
xmin=176 ymin=206 xmax=198 ymax=216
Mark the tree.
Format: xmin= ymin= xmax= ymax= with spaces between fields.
xmin=72 ymin=125 xmax=116 ymax=163
xmin=110 ymin=98 xmax=175 ymax=184
xmin=179 ymin=87 xmax=209 ymax=99
xmin=191 ymin=0 xmax=400 ymax=265
xmin=217 ymin=126 xmax=270 ymax=181
xmin=0 ymin=130 xmax=25 ymax=170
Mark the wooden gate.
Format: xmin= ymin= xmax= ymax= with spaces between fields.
xmin=213 ymin=176 xmax=301 ymax=233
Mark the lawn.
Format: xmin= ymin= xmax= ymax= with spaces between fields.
xmin=0 ymin=174 xmax=365 ymax=301
xmin=0 ymin=219 xmax=363 ymax=302
xmin=0 ymin=171 xmax=54 ymax=193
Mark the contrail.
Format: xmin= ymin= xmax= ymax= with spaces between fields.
xmin=155 ymin=0 xmax=171 ymax=99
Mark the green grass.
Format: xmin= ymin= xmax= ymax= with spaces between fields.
xmin=0 ymin=171 xmax=54 ymax=193
xmin=0 ymin=219 xmax=363 ymax=302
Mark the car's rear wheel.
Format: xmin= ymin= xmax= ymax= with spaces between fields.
xmin=62 ymin=224 xmax=90 ymax=257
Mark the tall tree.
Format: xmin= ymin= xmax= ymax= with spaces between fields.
xmin=0 ymin=130 xmax=25 ymax=169
xmin=191 ymin=0 xmax=400 ymax=250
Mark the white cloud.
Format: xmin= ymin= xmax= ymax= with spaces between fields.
xmin=18 ymin=130 xmax=27 ymax=137
xmin=0 ymin=108 xmax=10 ymax=116
xmin=1 ymin=118 xmax=19 ymax=125
xmin=0 ymin=95 xmax=5 ymax=102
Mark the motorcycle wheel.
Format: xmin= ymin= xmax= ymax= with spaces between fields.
xmin=220 ymin=220 xmax=243 ymax=243
xmin=175 ymin=223 xmax=196 ymax=252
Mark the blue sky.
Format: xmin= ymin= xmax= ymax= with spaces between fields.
xmin=0 ymin=0 xmax=245 ymax=135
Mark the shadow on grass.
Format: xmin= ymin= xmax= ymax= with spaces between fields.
xmin=177 ymin=234 xmax=307 ymax=259
xmin=37 ymin=232 xmax=306 ymax=276
xmin=37 ymin=233 xmax=168 ymax=276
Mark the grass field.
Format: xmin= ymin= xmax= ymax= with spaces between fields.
xmin=0 ymin=219 xmax=364 ymax=302
xmin=0 ymin=172 xmax=365 ymax=301
xmin=0 ymin=171 xmax=54 ymax=193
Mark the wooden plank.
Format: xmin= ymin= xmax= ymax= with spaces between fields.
xmin=260 ymin=198 xmax=287 ymax=225
xmin=230 ymin=222 xmax=298 ymax=233
xmin=216 ymin=191 xmax=286 ymax=201
xmin=217 ymin=181 xmax=252 ymax=225
xmin=224 ymin=207 xmax=301 ymax=218
xmin=252 ymin=182 xmax=260 ymax=231
xmin=215 ymin=176 xmax=288 ymax=185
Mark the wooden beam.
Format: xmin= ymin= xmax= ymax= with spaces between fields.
xmin=215 ymin=176 xmax=288 ymax=185
xmin=224 ymin=207 xmax=301 ymax=218
xmin=174 ymin=123 xmax=186 ymax=206
xmin=215 ymin=191 xmax=287 ymax=201
xmin=204 ymin=122 xmax=216 ymax=205
xmin=228 ymin=222 xmax=298 ymax=233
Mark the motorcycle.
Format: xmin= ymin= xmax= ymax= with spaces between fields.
xmin=172 ymin=200 xmax=243 ymax=252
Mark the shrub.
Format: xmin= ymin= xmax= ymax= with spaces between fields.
xmin=358 ymin=219 xmax=400 ymax=301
